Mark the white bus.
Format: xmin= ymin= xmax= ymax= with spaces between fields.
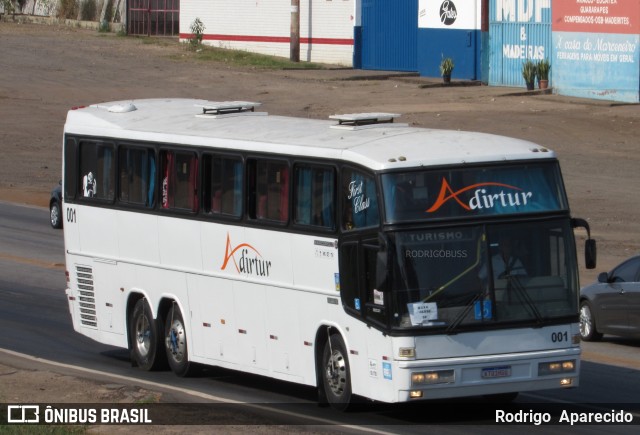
xmin=63 ymin=98 xmax=596 ymax=410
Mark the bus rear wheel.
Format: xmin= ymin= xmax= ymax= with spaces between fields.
xmin=165 ymin=303 xmax=193 ymax=377
xmin=321 ymin=334 xmax=352 ymax=411
xmin=130 ymin=298 xmax=165 ymax=371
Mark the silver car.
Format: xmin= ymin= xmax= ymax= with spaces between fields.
xmin=49 ymin=182 xmax=63 ymax=229
xmin=579 ymin=255 xmax=640 ymax=341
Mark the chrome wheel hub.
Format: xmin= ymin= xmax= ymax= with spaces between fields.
xmin=166 ymin=318 xmax=186 ymax=363
xmin=325 ymin=349 xmax=347 ymax=397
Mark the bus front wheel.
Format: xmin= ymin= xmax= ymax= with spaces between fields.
xmin=321 ymin=334 xmax=352 ymax=411
xmin=165 ymin=303 xmax=193 ymax=377
xmin=130 ymin=298 xmax=165 ymax=371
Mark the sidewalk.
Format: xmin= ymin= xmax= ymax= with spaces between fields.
xmin=278 ymin=67 xmax=559 ymax=99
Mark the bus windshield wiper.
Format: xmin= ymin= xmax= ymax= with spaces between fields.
xmin=505 ymin=275 xmax=544 ymax=325
xmin=445 ymin=291 xmax=484 ymax=334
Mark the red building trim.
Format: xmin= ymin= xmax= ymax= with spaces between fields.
xmin=180 ymin=34 xmax=354 ymax=46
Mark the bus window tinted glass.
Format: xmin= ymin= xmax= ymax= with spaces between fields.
xmin=79 ymin=141 xmax=115 ymax=201
xmin=119 ymin=147 xmax=156 ymax=207
xmin=250 ymin=159 xmax=289 ymax=223
xmin=342 ymin=168 xmax=379 ymax=230
xmin=294 ymin=165 xmax=335 ymax=229
xmin=203 ymin=155 xmax=243 ymax=218
xmin=64 ymin=137 xmax=77 ymax=200
xmin=161 ymin=150 xmax=199 ymax=212
xmin=382 ymin=162 xmax=566 ymax=223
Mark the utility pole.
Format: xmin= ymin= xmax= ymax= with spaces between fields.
xmin=290 ymin=0 xmax=300 ymax=62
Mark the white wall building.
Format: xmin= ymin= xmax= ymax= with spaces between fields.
xmin=180 ymin=0 xmax=356 ymax=66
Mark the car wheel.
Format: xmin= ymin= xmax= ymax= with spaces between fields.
xmin=50 ymin=200 xmax=62 ymax=229
xmin=579 ymin=301 xmax=603 ymax=342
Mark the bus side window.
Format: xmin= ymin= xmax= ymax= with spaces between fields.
xmin=342 ymin=168 xmax=379 ymax=231
xmin=64 ymin=137 xmax=77 ymax=201
xmin=160 ymin=150 xmax=199 ymax=212
xmin=118 ymin=146 xmax=156 ymax=208
xmin=203 ymin=154 xmax=243 ymax=218
xmin=79 ymin=140 xmax=115 ymax=201
xmin=248 ymin=158 xmax=289 ymax=223
xmin=294 ymin=165 xmax=335 ymax=230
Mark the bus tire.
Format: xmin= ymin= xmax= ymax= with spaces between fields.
xmin=321 ymin=334 xmax=352 ymax=411
xmin=165 ymin=303 xmax=193 ymax=377
xmin=130 ymin=298 xmax=165 ymax=371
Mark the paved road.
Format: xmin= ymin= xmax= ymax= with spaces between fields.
xmin=0 ymin=201 xmax=639 ymax=432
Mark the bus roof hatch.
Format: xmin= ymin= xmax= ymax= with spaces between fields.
xmin=196 ymin=101 xmax=262 ymax=116
xmin=329 ymin=112 xmax=403 ymax=130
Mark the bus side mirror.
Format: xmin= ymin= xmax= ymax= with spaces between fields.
xmin=585 ymin=239 xmax=597 ymax=270
xmin=572 ymin=217 xmax=597 ymax=269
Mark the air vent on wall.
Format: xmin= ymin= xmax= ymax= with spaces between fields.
xmin=75 ymin=265 xmax=97 ymax=328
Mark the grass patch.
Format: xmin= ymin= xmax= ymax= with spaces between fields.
xmin=192 ymin=46 xmax=325 ymax=69
xmin=122 ymin=34 xmax=329 ymax=70
xmin=174 ymin=44 xmax=328 ymax=70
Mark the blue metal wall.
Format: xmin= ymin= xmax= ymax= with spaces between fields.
xmin=417 ymin=0 xmax=481 ymax=80
xmin=489 ymin=0 xmax=551 ymax=87
xmin=418 ymin=28 xmax=480 ymax=79
xmin=359 ymin=0 xmax=418 ymax=71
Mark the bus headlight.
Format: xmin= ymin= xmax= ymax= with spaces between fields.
xmin=538 ymin=359 xmax=576 ymax=376
xmin=411 ymin=369 xmax=455 ymax=385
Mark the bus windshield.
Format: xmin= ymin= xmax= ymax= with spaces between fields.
xmin=386 ymin=220 xmax=578 ymax=331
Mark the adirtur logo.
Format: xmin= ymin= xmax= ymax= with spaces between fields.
xmin=221 ymin=233 xmax=272 ymax=277
xmin=426 ymin=178 xmax=533 ymax=213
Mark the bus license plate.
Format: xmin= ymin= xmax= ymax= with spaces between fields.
xmin=481 ymin=366 xmax=512 ymax=379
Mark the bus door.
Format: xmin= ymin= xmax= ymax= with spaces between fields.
xmin=339 ymin=234 xmax=389 ymax=329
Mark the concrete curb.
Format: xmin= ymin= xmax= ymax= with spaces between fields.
xmin=0 ymin=13 xmax=124 ymax=33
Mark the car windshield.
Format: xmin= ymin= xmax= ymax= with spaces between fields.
xmin=386 ymin=220 xmax=578 ymax=331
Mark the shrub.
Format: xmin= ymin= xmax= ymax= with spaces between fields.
xmin=188 ymin=18 xmax=206 ymax=50
xmin=80 ymin=0 xmax=97 ymax=21
xmin=521 ymin=59 xmax=537 ymax=83
xmin=439 ymin=56 xmax=454 ymax=77
xmin=536 ymin=59 xmax=551 ymax=81
xmin=57 ymin=0 xmax=78 ymax=19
